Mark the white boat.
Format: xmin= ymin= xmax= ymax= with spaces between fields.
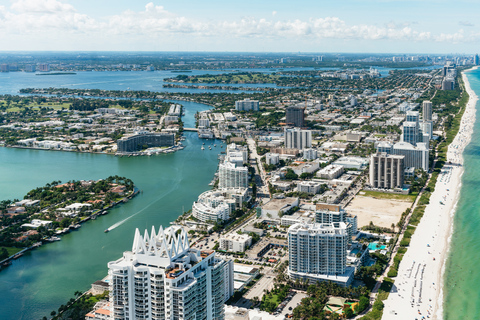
xmin=201 ymin=146 xmax=205 ymax=150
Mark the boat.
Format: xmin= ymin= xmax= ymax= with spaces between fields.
xmin=201 ymin=146 xmax=205 ymax=150
xmin=209 ymin=146 xmax=212 ymax=150
xmin=214 ymin=144 xmax=216 ymax=147
xmin=73 ymin=224 xmax=81 ymax=229
xmin=2 ymin=261 xmax=12 ymax=267
xmin=105 ymin=229 xmax=109 ymax=233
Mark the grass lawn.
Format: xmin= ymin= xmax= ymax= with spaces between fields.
xmin=361 ymin=190 xmax=416 ymax=202
xmin=264 ymin=294 xmax=281 ymax=306
xmin=2 ymin=247 xmax=23 ymax=257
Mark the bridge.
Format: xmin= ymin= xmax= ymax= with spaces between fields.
xmin=183 ymin=128 xmax=198 ymax=132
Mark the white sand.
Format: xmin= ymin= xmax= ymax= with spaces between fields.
xmin=382 ymin=68 xmax=479 ymax=320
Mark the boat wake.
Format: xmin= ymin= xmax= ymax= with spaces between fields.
xmin=106 ymin=183 xmax=179 ymax=232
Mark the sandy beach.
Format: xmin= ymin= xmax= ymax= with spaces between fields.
xmin=382 ymin=67 xmax=479 ymax=320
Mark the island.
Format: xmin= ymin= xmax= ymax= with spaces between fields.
xmin=0 ymin=176 xmax=137 ymax=268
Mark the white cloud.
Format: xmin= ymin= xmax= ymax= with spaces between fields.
xmin=0 ymin=0 xmax=477 ymax=49
xmin=11 ymin=0 xmax=75 ymax=13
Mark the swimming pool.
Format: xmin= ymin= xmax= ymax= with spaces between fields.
xmin=367 ymin=242 xmax=387 ymax=251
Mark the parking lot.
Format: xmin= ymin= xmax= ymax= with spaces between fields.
xmin=281 ymin=291 xmax=307 ymax=316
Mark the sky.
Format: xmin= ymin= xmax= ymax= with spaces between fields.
xmin=0 ymin=0 xmax=479 ymax=53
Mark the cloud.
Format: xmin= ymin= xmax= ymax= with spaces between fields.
xmin=11 ymin=0 xmax=75 ymax=13
xmin=459 ymin=21 xmax=474 ymax=27
xmin=0 ymin=0 xmax=477 ymax=47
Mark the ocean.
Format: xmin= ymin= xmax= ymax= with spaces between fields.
xmin=444 ymin=68 xmax=480 ymax=319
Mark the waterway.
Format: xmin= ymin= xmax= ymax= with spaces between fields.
xmin=443 ymin=68 xmax=480 ymax=319
xmin=0 ymin=99 xmax=223 ymax=320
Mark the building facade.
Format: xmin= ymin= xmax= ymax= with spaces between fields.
xmin=108 ymin=226 xmax=234 ymax=320
xmin=393 ymin=142 xmax=429 ymax=172
xmin=117 ymin=133 xmax=175 ymax=153
xmin=288 ymin=223 xmax=354 ymax=287
xmin=284 ymin=128 xmax=312 ymax=150
xmin=235 ymin=99 xmax=259 ymax=112
xmin=422 ymin=101 xmax=432 ymax=121
xmin=218 ymin=162 xmax=248 ymax=189
xmin=285 ymin=106 xmax=305 ymax=127
xmin=369 ymin=152 xmax=405 ymax=189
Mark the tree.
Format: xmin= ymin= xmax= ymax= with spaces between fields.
xmin=344 ymin=305 xmax=353 ymax=318
xmin=358 ymin=295 xmax=369 ymax=312
xmin=285 ymin=168 xmax=298 ymax=180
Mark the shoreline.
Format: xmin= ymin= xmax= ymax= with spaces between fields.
xmin=382 ymin=67 xmax=478 ymax=319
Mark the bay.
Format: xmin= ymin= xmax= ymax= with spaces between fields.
xmin=0 ymin=100 xmax=222 ymax=320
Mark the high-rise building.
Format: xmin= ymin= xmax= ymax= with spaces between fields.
xmin=405 ymin=111 xmax=420 ymax=123
xmin=315 ymin=205 xmax=357 ymax=244
xmin=284 ymin=128 xmax=312 ymax=150
xmin=218 ymin=161 xmax=248 ymax=189
xmin=393 ymin=142 xmax=429 ymax=172
xmin=402 ymin=122 xmax=419 ymax=145
xmin=475 ymin=54 xmax=479 ymax=66
xmin=285 ymin=106 xmax=305 ymax=127
xmin=442 ymin=78 xmax=455 ymax=90
xmin=422 ymin=101 xmax=432 ymax=121
xmin=288 ymin=223 xmax=354 ymax=287
xmin=235 ymin=98 xmax=259 ymax=112
xmin=37 ymin=63 xmax=50 ymax=72
xmin=369 ymin=152 xmax=405 ymax=189
xmin=108 ymin=226 xmax=234 ymax=320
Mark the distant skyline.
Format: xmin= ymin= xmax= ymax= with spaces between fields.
xmin=0 ymin=0 xmax=479 ymax=53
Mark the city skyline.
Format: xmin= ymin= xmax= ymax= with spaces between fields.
xmin=0 ymin=0 xmax=479 ymax=53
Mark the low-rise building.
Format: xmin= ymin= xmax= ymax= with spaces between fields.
xmin=316 ymin=164 xmax=344 ymax=180
xmin=219 ymin=234 xmax=252 ymax=253
xmin=297 ymin=181 xmax=323 ymax=194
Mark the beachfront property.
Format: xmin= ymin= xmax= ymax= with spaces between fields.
xmin=315 ymin=205 xmax=358 ymax=244
xmin=287 ymin=222 xmax=354 ymax=287
xmin=369 ymin=152 xmax=405 ymax=189
xmin=108 ymin=226 xmax=234 ymax=320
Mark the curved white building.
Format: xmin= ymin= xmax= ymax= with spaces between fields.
xmin=192 ymin=189 xmax=247 ymax=223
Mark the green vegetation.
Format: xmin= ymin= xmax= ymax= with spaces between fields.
xmin=45 ymin=291 xmax=109 ymax=320
xmin=292 ymin=281 xmax=370 ymax=319
xmin=0 ymin=176 xmax=135 ymax=250
xmin=361 ymin=190 xmax=416 ymax=202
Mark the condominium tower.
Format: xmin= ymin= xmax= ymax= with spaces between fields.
xmin=369 ymin=152 xmax=405 ymax=189
xmin=235 ymin=98 xmax=259 ymax=112
xmin=108 ymin=226 xmax=234 ymax=320
xmin=218 ymin=161 xmax=248 ymax=189
xmin=422 ymin=101 xmax=432 ymax=122
xmin=288 ymin=222 xmax=354 ymax=287
xmin=284 ymin=128 xmax=312 ymax=150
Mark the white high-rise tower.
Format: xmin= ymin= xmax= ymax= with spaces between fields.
xmin=108 ymin=226 xmax=233 ymax=320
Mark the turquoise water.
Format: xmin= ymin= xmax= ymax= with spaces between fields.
xmin=444 ymin=68 xmax=480 ymax=319
xmin=0 ymin=100 xmax=223 ymax=319
xmin=367 ymin=243 xmax=386 ymax=251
